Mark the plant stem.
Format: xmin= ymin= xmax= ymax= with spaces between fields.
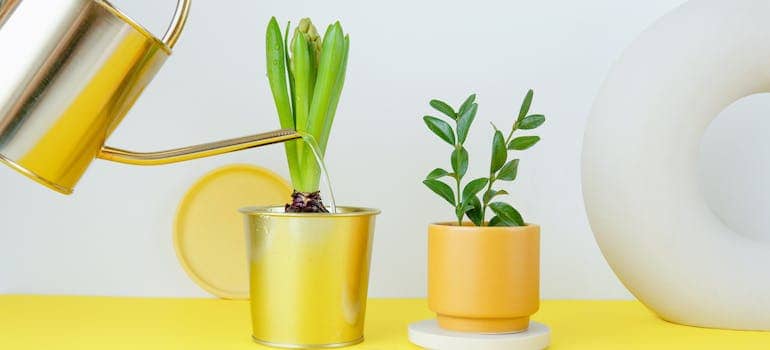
xmin=481 ymin=173 xmax=494 ymax=226
xmin=506 ymin=127 xmax=517 ymax=144
xmin=454 ymin=144 xmax=463 ymax=226
xmin=481 ymin=126 xmax=518 ymax=226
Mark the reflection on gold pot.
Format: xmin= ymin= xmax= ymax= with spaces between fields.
xmin=240 ymin=206 xmax=380 ymax=348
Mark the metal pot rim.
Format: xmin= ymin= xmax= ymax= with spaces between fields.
xmin=239 ymin=206 xmax=381 ymax=217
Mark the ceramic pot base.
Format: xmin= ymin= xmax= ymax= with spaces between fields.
xmin=437 ymin=314 xmax=529 ymax=334
xmin=408 ymin=320 xmax=549 ymax=350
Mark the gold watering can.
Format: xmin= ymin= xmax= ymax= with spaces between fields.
xmin=0 ymin=0 xmax=300 ymax=194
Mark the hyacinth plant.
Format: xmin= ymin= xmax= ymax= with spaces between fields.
xmin=422 ymin=90 xmax=545 ymax=226
xmin=266 ymin=17 xmax=349 ymax=212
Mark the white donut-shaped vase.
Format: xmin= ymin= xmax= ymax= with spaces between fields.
xmin=582 ymin=0 xmax=770 ymax=330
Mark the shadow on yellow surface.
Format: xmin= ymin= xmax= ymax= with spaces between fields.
xmin=0 ymin=296 xmax=768 ymax=349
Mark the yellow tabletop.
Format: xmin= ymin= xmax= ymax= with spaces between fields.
xmin=0 ymin=296 xmax=768 ymax=349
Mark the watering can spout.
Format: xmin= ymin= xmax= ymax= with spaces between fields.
xmin=97 ymin=129 xmax=301 ymax=166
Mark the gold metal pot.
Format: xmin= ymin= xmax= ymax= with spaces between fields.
xmin=0 ymin=0 xmax=299 ymax=194
xmin=240 ymin=206 xmax=380 ymax=348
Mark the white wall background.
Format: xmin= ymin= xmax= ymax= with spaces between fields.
xmin=6 ymin=0 xmax=762 ymax=299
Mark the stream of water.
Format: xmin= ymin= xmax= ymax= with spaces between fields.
xmin=297 ymin=132 xmax=337 ymax=213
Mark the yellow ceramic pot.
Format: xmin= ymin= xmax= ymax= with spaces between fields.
xmin=428 ymin=222 xmax=540 ymax=333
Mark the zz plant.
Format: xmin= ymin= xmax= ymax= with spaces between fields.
xmin=422 ymin=90 xmax=545 ymax=226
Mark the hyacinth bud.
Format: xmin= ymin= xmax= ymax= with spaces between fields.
xmin=291 ymin=18 xmax=322 ymax=63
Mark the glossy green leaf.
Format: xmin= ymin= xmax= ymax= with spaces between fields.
xmin=283 ymin=21 xmax=295 ymax=120
xmin=462 ymin=177 xmax=488 ymax=203
xmin=458 ymin=94 xmax=477 ymax=116
xmin=317 ymin=32 xmax=349 ymax=154
xmin=426 ymin=168 xmax=452 ymax=180
xmin=423 ymin=116 xmax=456 ymax=145
xmin=451 ymin=147 xmax=469 ymax=178
xmin=291 ymin=32 xmax=312 ymax=133
xmin=302 ymin=22 xmax=346 ymax=192
xmin=518 ymin=114 xmax=545 ymax=130
xmin=430 ymin=99 xmax=457 ymax=120
xmin=455 ymin=205 xmax=466 ymax=223
xmin=456 ymin=103 xmax=477 ymax=144
xmin=489 ymin=202 xmax=525 ymax=226
xmin=307 ymin=22 xmax=345 ymax=141
xmin=266 ymin=18 xmax=302 ymax=187
xmin=483 ymin=189 xmax=509 ymax=203
xmin=266 ymin=18 xmax=293 ymax=130
xmin=508 ymin=136 xmax=540 ymax=150
xmin=497 ymin=159 xmax=519 ymax=181
xmin=490 ymin=130 xmax=507 ymax=173
xmin=518 ymin=89 xmax=533 ymax=121
xmin=488 ymin=216 xmax=505 ymax=226
xmin=423 ymin=179 xmax=455 ymax=206
xmin=465 ymin=195 xmax=483 ymax=226
xmin=462 ymin=198 xmax=476 ymax=210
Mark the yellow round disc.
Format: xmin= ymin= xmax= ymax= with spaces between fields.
xmin=174 ymin=164 xmax=291 ymax=299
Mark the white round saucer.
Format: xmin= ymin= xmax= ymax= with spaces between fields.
xmin=408 ymin=320 xmax=550 ymax=350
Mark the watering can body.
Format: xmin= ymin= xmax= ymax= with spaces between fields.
xmin=0 ymin=0 xmax=298 ymax=194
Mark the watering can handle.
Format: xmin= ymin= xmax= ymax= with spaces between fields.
xmin=162 ymin=0 xmax=191 ymax=49
xmin=98 ymin=129 xmax=301 ymax=165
